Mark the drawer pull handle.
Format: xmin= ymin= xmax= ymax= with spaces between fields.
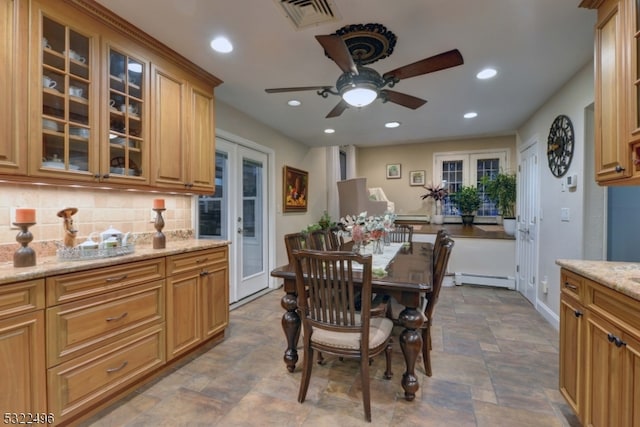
xmin=105 ymin=274 xmax=128 ymax=283
xmin=106 ymin=361 xmax=128 ymax=373
xmin=563 ymin=282 xmax=578 ymax=291
xmin=196 ymin=258 xmax=208 ymax=264
xmin=200 ymin=270 xmax=210 ymax=277
xmin=106 ymin=312 xmax=128 ymax=322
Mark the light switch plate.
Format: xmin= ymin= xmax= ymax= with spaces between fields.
xmin=561 ymin=208 xmax=570 ymax=222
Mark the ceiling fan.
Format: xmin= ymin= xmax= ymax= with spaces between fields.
xmin=265 ymin=29 xmax=464 ymax=118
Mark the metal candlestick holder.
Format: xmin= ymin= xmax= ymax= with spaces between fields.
xmin=152 ymin=208 xmax=166 ymax=249
xmin=13 ymin=222 xmax=36 ymax=267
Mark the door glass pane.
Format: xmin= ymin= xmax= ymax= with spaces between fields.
xmin=41 ymin=16 xmax=92 ymax=172
xmin=198 ymin=150 xmax=227 ymax=239
xmin=476 ymin=158 xmax=500 ymax=216
xmin=441 ymin=160 xmax=463 ymax=215
xmin=242 ymin=158 xmax=263 ymax=277
xmin=108 ymin=48 xmax=144 ymax=177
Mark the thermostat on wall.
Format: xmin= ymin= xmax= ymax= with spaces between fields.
xmin=567 ymin=174 xmax=578 ymax=189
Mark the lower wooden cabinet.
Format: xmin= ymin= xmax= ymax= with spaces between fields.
xmin=0 ymin=244 xmax=229 ymax=424
xmin=559 ymin=267 xmax=640 ymax=427
xmin=166 ymin=246 xmax=229 ymax=360
xmin=47 ymin=324 xmax=164 ymax=421
xmin=0 ymin=280 xmax=46 ymax=414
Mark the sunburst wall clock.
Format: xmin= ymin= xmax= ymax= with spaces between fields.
xmin=547 ymin=114 xmax=574 ymax=178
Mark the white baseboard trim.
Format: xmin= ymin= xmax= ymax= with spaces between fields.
xmin=536 ymin=299 xmax=559 ymax=331
xmin=453 ymin=272 xmax=515 ymax=289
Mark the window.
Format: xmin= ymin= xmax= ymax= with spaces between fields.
xmin=433 ymin=150 xmax=508 ymax=222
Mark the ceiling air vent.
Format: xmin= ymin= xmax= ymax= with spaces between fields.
xmin=274 ymin=0 xmax=341 ymax=29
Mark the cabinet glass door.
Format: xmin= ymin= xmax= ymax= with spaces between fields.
xmin=41 ymin=16 xmax=92 ymax=173
xmin=108 ymin=49 xmax=145 ymax=178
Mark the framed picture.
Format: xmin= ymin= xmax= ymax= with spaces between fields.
xmin=409 ymin=170 xmax=426 ymax=186
xmin=283 ymin=165 xmax=308 ymax=212
xmin=386 ymin=163 xmax=401 ymax=179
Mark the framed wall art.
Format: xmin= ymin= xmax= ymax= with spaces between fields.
xmin=386 ymin=163 xmax=401 ymax=179
xmin=283 ymin=165 xmax=308 ymax=212
xmin=409 ymin=170 xmax=426 ymax=186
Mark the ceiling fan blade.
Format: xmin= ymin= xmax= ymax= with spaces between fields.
xmin=383 ymin=49 xmax=463 ymax=81
xmin=326 ymin=100 xmax=348 ymax=118
xmin=315 ymin=35 xmax=358 ymax=75
xmin=381 ymin=90 xmax=427 ymax=110
xmin=265 ymin=85 xmax=332 ymax=93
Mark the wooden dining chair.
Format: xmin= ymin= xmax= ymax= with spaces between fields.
xmin=387 ymin=224 xmax=413 ymax=243
xmin=308 ymin=228 xmax=344 ymax=251
xmin=284 ymin=232 xmax=308 ymax=263
xmin=386 ymin=235 xmax=454 ymax=376
xmin=432 ymin=228 xmax=450 ymax=264
xmin=422 ymin=236 xmax=454 ymax=376
xmin=292 ymin=249 xmax=394 ymax=422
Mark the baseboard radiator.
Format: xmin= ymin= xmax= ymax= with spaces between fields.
xmin=453 ymin=272 xmax=515 ymax=289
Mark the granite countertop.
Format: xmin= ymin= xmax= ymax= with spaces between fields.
xmin=0 ymin=239 xmax=230 ymax=286
xmin=556 ymin=259 xmax=640 ymax=302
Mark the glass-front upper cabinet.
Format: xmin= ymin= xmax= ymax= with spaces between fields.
xmin=107 ymin=48 xmax=147 ymax=180
xmin=38 ymin=14 xmax=96 ymax=177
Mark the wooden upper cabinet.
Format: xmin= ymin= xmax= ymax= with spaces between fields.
xmin=585 ymin=0 xmax=640 ymax=183
xmin=151 ymin=62 xmax=188 ymax=190
xmin=0 ymin=0 xmax=27 ymax=176
xmin=151 ymin=62 xmax=217 ymax=194
xmin=188 ymin=83 xmax=215 ymax=193
xmin=1 ymin=0 xmax=221 ymax=193
xmin=30 ymin=3 xmax=101 ymax=181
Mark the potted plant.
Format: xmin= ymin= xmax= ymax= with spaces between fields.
xmin=420 ymin=183 xmax=448 ymax=225
xmin=452 ymin=185 xmax=481 ymax=225
xmin=481 ymin=171 xmax=517 ymax=235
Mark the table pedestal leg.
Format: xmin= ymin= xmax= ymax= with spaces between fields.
xmin=399 ymin=307 xmax=424 ymax=401
xmin=281 ymin=291 xmax=300 ymax=373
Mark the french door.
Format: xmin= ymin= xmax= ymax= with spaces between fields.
xmin=198 ymin=138 xmax=269 ymax=303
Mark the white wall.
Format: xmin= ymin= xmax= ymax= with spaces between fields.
xmin=516 ymin=61 xmax=599 ymax=323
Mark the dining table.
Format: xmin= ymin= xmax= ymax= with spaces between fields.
xmin=270 ymin=241 xmax=433 ymax=401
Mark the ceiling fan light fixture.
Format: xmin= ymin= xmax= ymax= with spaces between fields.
xmin=324 ymin=128 xmax=336 ymax=134
xmin=341 ymin=85 xmax=378 ymax=107
xmin=476 ymin=68 xmax=497 ymax=80
xmin=464 ymin=112 xmax=478 ymax=119
xmin=287 ymin=99 xmax=301 ymax=106
xmin=385 ymin=121 xmax=401 ymax=128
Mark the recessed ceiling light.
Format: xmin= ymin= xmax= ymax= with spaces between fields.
xmin=324 ymin=128 xmax=335 ymax=134
xmin=385 ymin=121 xmax=401 ymax=128
xmin=210 ymin=36 xmax=233 ymax=53
xmin=464 ymin=112 xmax=478 ymax=119
xmin=287 ymin=99 xmax=301 ymax=107
xmin=476 ymin=68 xmax=497 ymax=79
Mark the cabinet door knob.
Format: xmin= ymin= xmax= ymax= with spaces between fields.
xmin=574 ymin=310 xmax=583 ymax=318
xmin=614 ymin=337 xmax=627 ymax=348
xmin=615 ymin=165 xmax=625 ymax=173
xmin=607 ymin=333 xmax=616 ymax=343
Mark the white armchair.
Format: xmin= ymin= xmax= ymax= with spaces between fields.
xmin=368 ymin=187 xmax=395 ymax=213
xmin=337 ymin=178 xmax=388 ymax=219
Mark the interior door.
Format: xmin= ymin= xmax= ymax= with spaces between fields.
xmin=198 ymin=139 xmax=269 ymax=303
xmin=517 ymin=142 xmax=539 ymax=305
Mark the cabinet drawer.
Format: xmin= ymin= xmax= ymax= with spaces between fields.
xmin=46 ymin=258 xmax=165 ymax=305
xmin=47 ymin=280 xmax=164 ymax=367
xmin=588 ymin=280 xmax=640 ymax=336
xmin=0 ymin=279 xmax=44 ymax=320
xmin=47 ymin=324 xmax=164 ymax=423
xmin=561 ymin=269 xmax=584 ymax=302
xmin=166 ymin=247 xmax=227 ymax=276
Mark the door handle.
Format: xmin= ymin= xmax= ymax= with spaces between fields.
xmin=237 ymin=227 xmax=243 ymax=233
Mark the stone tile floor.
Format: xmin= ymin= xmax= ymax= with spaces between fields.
xmin=84 ymin=285 xmax=581 ymax=426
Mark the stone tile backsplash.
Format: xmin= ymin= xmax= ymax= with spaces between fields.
xmin=0 ymin=183 xmax=197 ymax=262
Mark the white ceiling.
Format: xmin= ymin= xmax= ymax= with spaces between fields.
xmin=95 ymin=0 xmax=596 ymax=148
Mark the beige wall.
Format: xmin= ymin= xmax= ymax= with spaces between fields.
xmin=356 ymin=135 xmax=517 ymax=215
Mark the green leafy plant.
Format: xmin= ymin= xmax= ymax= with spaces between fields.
xmin=452 ymin=185 xmax=481 ymax=214
xmin=481 ymin=171 xmax=516 ymax=219
xmin=302 ymin=210 xmax=335 ymax=234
